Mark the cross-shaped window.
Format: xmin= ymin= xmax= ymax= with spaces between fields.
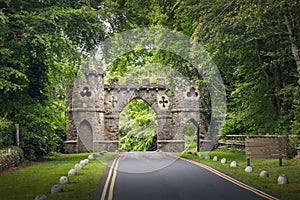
xmin=159 ymin=96 xmax=169 ymax=108
xmin=108 ymin=96 xmax=118 ymax=107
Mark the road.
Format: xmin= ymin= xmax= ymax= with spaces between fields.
xmin=95 ymin=152 xmax=279 ymax=200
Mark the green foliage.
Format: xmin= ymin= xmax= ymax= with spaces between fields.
xmin=172 ymin=0 xmax=300 ymax=138
xmin=16 ymin=102 xmax=66 ymax=160
xmin=0 ymin=117 xmax=15 ymax=149
xmin=119 ymin=99 xmax=157 ymax=151
xmin=184 ymin=122 xmax=198 ymax=151
xmin=290 ymin=87 xmax=300 ymax=135
xmin=0 ymin=147 xmax=24 ymax=172
xmin=0 ymin=0 xmax=108 ymax=159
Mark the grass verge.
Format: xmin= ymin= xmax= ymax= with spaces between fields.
xmin=180 ymin=151 xmax=300 ymax=200
xmin=0 ymin=153 xmax=114 ymax=200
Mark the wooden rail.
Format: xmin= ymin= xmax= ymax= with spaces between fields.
xmin=218 ymin=134 xmax=300 ymax=148
xmin=245 ymin=138 xmax=283 ymax=166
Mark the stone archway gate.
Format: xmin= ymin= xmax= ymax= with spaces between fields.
xmin=65 ymin=68 xmax=201 ymax=152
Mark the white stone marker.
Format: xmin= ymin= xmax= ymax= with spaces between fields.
xmin=259 ymin=170 xmax=269 ymax=177
xmin=278 ymin=174 xmax=288 ymax=184
xmin=230 ymin=161 xmax=237 ymax=167
xmin=74 ymin=163 xmax=82 ymax=170
xmin=213 ymin=156 xmax=218 ymax=161
xmin=205 ymin=154 xmax=210 ymax=160
xmin=80 ymin=160 xmax=86 ymax=167
xmin=51 ymin=184 xmax=63 ymax=194
xmin=59 ymin=176 xmax=70 ymax=184
xmin=245 ymin=166 xmax=253 ymax=173
xmin=35 ymin=194 xmax=48 ymax=200
xmin=221 ymin=158 xmax=227 ymax=164
xmin=68 ymin=169 xmax=76 ymax=176
xmin=88 ymin=154 xmax=94 ymax=160
xmin=84 ymin=158 xmax=89 ymax=164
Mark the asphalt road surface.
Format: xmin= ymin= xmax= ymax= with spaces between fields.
xmin=95 ymin=152 xmax=279 ymax=200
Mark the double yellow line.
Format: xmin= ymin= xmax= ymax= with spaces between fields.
xmin=100 ymin=158 xmax=120 ymax=200
xmin=180 ymin=157 xmax=280 ymax=200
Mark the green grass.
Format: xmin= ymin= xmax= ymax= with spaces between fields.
xmin=180 ymin=151 xmax=300 ymax=200
xmin=0 ymin=153 xmax=114 ymax=200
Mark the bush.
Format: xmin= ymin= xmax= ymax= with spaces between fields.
xmin=284 ymin=135 xmax=300 ymax=159
xmin=15 ymin=102 xmax=66 ymax=161
xmin=0 ymin=147 xmax=24 ymax=173
xmin=0 ymin=117 xmax=15 ymax=149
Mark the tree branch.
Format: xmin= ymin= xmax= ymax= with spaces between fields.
xmin=284 ymin=15 xmax=300 ymax=85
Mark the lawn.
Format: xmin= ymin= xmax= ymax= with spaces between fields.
xmin=0 ymin=153 xmax=114 ymax=200
xmin=181 ymin=151 xmax=300 ymax=200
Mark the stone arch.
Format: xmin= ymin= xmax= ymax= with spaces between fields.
xmin=184 ymin=119 xmax=200 ymax=152
xmin=119 ymin=96 xmax=159 ymax=116
xmin=118 ymin=97 xmax=158 ymax=151
xmin=78 ymin=120 xmax=93 ymax=152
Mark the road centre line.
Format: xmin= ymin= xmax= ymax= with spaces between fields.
xmin=179 ymin=157 xmax=280 ymax=200
xmin=100 ymin=158 xmax=118 ymax=200
xmin=108 ymin=158 xmax=120 ymax=200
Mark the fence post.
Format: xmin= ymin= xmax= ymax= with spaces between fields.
xmin=15 ymin=124 xmax=20 ymax=147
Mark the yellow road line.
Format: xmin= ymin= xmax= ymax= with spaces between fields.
xmin=100 ymin=159 xmax=116 ymax=200
xmin=108 ymin=158 xmax=120 ymax=200
xmin=180 ymin=157 xmax=280 ymax=200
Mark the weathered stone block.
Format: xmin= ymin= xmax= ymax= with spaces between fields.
xmin=141 ymin=78 xmax=150 ymax=86
xmin=156 ymin=77 xmax=165 ymax=86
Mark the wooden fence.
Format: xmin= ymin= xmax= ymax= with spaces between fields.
xmin=218 ymin=134 xmax=300 ymax=148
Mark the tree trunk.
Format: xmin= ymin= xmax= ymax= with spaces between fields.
xmin=284 ymin=15 xmax=300 ymax=85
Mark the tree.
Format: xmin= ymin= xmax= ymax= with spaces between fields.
xmin=0 ymin=0 xmax=107 ymax=159
xmin=171 ymin=0 xmax=300 ymax=156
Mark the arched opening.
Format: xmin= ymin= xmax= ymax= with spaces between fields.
xmin=118 ymin=98 xmax=157 ymax=151
xmin=184 ymin=120 xmax=199 ymax=151
xmin=78 ymin=120 xmax=93 ymax=152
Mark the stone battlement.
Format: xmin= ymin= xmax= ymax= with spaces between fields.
xmin=104 ymin=77 xmax=166 ymax=91
xmin=82 ymin=67 xmax=105 ymax=76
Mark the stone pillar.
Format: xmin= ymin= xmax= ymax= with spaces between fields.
xmin=65 ymin=82 xmax=78 ymax=153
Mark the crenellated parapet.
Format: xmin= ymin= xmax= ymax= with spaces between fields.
xmin=104 ymin=77 xmax=166 ymax=92
xmin=81 ymin=66 xmax=106 ymax=77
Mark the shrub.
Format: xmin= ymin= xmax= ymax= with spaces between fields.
xmin=15 ymin=102 xmax=66 ymax=161
xmin=0 ymin=147 xmax=24 ymax=173
xmin=0 ymin=117 xmax=15 ymax=149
